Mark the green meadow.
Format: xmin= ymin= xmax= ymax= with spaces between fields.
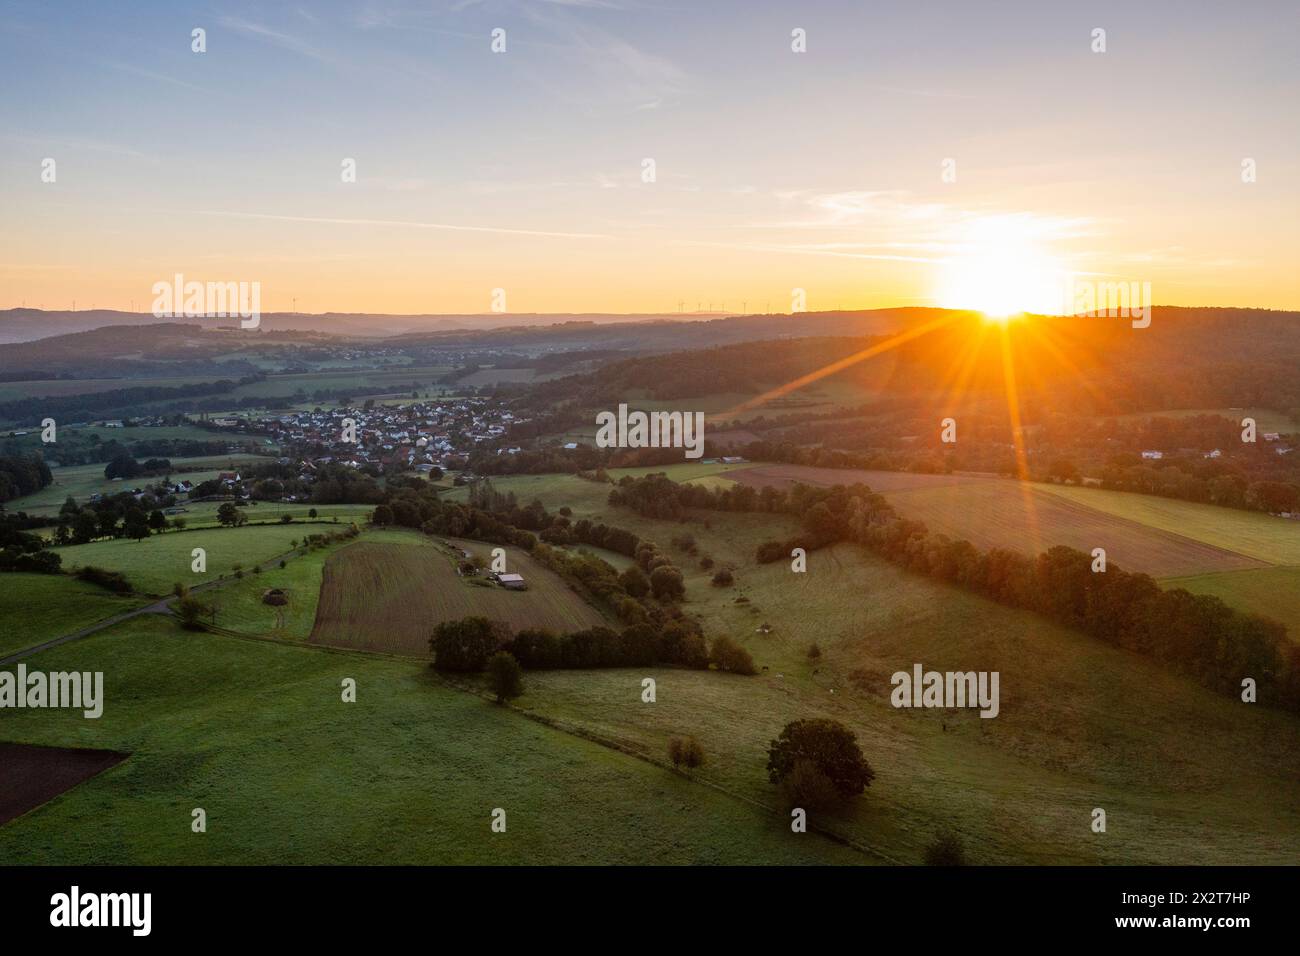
xmin=11 ymin=455 xmax=274 ymax=517
xmin=469 ymin=471 xmax=1300 ymax=864
xmin=0 ymin=617 xmax=865 ymax=865
xmin=1037 ymin=484 xmax=1300 ymax=567
xmin=5 ymin=467 xmax=1297 ymax=865
xmin=1163 ymin=566 xmax=1300 ymax=643
xmin=0 ymin=573 xmax=145 ymax=659
xmin=51 ymin=524 xmax=309 ymax=596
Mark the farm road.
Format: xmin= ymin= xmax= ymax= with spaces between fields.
xmin=0 ymin=545 xmax=306 ymax=665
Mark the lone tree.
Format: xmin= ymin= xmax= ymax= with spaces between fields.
xmin=924 ymin=830 xmax=967 ymax=866
xmin=767 ymin=718 xmax=874 ymax=798
xmin=485 ymin=651 xmax=524 ymax=704
xmin=217 ymin=502 xmax=247 ymax=527
xmin=668 ymin=736 xmax=705 ymax=773
xmin=176 ymin=595 xmax=209 ymax=631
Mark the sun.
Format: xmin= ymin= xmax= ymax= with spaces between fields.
xmin=935 ymin=217 xmax=1066 ymax=320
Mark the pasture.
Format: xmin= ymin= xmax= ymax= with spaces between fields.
xmin=308 ymin=535 xmax=608 ymax=655
xmin=882 ymin=482 xmax=1264 ymax=578
xmin=10 ymin=454 xmax=274 ymax=517
xmin=225 ymin=365 xmax=454 ymax=402
xmin=0 ymin=617 xmax=864 ymax=865
xmin=1036 ymin=484 xmax=1300 ymax=567
xmin=457 ymin=368 xmax=537 ymax=386
xmin=51 ymin=523 xmax=308 ymax=596
xmin=725 ymin=464 xmax=1276 ymax=578
xmin=478 ymin=470 xmax=1300 ymax=864
xmin=0 ymin=573 xmax=145 ymax=659
xmin=1163 ymin=566 xmax=1300 ymax=642
xmin=0 ymin=376 xmax=219 ymax=402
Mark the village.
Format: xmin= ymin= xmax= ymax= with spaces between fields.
xmin=205 ymin=394 xmax=531 ymax=479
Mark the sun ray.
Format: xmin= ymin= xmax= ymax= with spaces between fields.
xmin=996 ymin=323 xmax=1046 ymax=558
xmin=710 ymin=313 xmax=962 ymax=421
xmin=1021 ymin=319 xmax=1113 ymax=413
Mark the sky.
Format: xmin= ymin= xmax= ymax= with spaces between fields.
xmin=1 ymin=0 xmax=1297 ymax=316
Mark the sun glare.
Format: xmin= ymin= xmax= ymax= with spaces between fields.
xmin=935 ymin=218 xmax=1066 ymax=320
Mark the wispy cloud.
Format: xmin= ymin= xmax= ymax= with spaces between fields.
xmin=185 ymin=209 xmax=611 ymax=240
xmin=98 ymin=61 xmax=213 ymax=94
xmin=219 ymin=16 xmax=331 ymax=62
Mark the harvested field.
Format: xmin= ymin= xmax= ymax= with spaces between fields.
xmin=885 ymin=483 xmax=1266 ymax=577
xmin=724 ymin=463 xmax=1266 ymax=578
xmin=309 ymin=539 xmax=607 ymax=655
xmin=722 ymin=463 xmax=990 ymax=494
xmin=0 ymin=743 xmax=127 ymax=825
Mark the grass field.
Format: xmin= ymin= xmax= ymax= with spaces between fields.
xmin=1163 ymin=567 xmax=1300 ymax=642
xmin=0 ymin=376 xmax=221 ymax=401
xmin=883 ymin=481 xmax=1266 ymax=578
xmin=457 ymin=368 xmax=536 ymax=386
xmin=309 ymin=534 xmax=607 ymax=655
xmin=725 ymin=465 xmax=1271 ymax=578
xmin=0 ymin=617 xmax=865 ymax=865
xmin=225 ymin=366 xmax=453 ymax=401
xmin=724 ymin=463 xmax=1300 ymax=630
xmin=10 ymin=454 xmax=274 ymax=517
xmin=0 ymin=573 xmax=145 ymax=659
xmin=471 ymin=470 xmax=1300 ymax=864
xmin=8 ymin=464 xmax=1296 ymax=864
xmin=1112 ymin=407 xmax=1296 ymax=435
xmin=1036 ymin=484 xmax=1300 ymax=567
xmin=173 ymin=501 xmax=374 ymax=530
xmin=52 ymin=524 xmax=309 ymax=596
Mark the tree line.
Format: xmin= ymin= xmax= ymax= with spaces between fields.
xmin=369 ymin=478 xmax=739 ymax=669
xmin=607 ymin=473 xmax=1300 ymax=712
xmin=0 ymin=454 xmax=53 ymax=503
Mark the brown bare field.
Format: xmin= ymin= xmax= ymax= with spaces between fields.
xmin=308 ymin=538 xmax=608 ymax=655
xmin=0 ymin=743 xmax=127 ymax=825
xmin=724 ymin=464 xmax=1266 ymax=578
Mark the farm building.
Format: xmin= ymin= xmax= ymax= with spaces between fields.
xmin=497 ymin=573 xmax=527 ymax=591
